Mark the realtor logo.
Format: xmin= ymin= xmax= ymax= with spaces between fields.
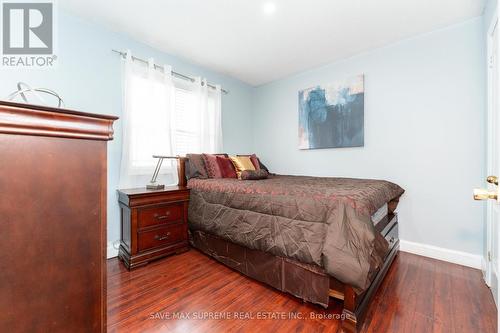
xmin=1 ymin=1 xmax=57 ymax=67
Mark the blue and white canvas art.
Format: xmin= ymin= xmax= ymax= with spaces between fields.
xmin=298 ymin=75 xmax=364 ymax=149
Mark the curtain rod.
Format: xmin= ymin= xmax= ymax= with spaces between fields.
xmin=112 ymin=49 xmax=228 ymax=94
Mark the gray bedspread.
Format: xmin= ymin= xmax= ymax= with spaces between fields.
xmin=187 ymin=174 xmax=404 ymax=293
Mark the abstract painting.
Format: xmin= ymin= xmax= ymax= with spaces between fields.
xmin=298 ymin=75 xmax=364 ymax=149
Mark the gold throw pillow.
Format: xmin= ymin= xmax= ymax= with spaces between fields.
xmin=229 ymin=156 xmax=256 ymax=179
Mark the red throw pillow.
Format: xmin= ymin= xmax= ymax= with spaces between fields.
xmin=216 ymin=156 xmax=237 ymax=178
xmin=202 ymin=154 xmax=223 ymax=178
xmin=249 ymin=154 xmax=261 ymax=170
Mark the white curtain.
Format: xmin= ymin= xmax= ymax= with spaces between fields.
xmin=212 ymin=85 xmax=223 ymax=153
xmin=119 ymin=51 xmax=176 ymax=188
xmin=119 ymin=50 xmax=224 ymax=189
xmin=195 ymin=77 xmax=223 ymax=153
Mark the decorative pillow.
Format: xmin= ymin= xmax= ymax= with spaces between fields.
xmin=185 ymin=159 xmax=193 ymax=180
xmin=216 ymin=156 xmax=237 ymax=178
xmin=229 ymin=156 xmax=256 ymax=179
xmin=240 ymin=170 xmax=269 ymax=180
xmin=186 ymin=154 xmax=208 ymax=179
xmin=251 ymin=155 xmax=262 ymax=170
xmin=258 ymin=160 xmax=269 ymax=173
xmin=202 ymin=154 xmax=223 ymax=178
xmin=237 ymin=154 xmax=266 ymax=171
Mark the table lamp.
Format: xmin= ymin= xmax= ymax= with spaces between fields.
xmin=146 ymin=155 xmax=179 ymax=190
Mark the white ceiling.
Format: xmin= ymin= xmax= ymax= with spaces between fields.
xmin=60 ymin=0 xmax=486 ymax=86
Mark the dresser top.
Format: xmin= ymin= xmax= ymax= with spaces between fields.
xmin=0 ymin=100 xmax=118 ymax=140
xmin=0 ymin=100 xmax=118 ymax=120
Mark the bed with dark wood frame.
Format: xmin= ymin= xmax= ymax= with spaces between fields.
xmin=175 ymin=157 xmax=400 ymax=333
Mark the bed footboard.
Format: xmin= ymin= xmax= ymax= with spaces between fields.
xmin=336 ymin=214 xmax=399 ymax=332
xmin=342 ymin=238 xmax=399 ymax=332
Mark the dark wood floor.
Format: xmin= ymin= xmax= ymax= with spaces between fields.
xmin=107 ymin=250 xmax=497 ymax=333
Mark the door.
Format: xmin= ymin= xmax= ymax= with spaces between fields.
xmin=475 ymin=15 xmax=499 ymax=307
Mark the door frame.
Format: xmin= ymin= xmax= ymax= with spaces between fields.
xmin=485 ymin=10 xmax=498 ymax=300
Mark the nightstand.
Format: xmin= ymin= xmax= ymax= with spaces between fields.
xmin=117 ymin=186 xmax=190 ymax=270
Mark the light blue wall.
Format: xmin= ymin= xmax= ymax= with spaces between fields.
xmin=252 ymin=18 xmax=486 ymax=255
xmin=484 ymin=0 xmax=497 ymax=32
xmin=0 ymin=11 xmax=254 ymax=249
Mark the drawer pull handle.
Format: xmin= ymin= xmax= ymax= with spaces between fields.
xmin=155 ymin=211 xmax=171 ymax=220
xmin=389 ymin=237 xmax=395 ymax=244
xmin=155 ymin=232 xmax=171 ymax=241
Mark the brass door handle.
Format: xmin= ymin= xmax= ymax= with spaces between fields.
xmin=487 ymin=175 xmax=499 ymax=186
xmin=474 ymin=188 xmax=498 ymax=201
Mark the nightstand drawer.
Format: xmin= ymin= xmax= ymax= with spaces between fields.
xmin=138 ymin=224 xmax=186 ymax=252
xmin=138 ymin=204 xmax=183 ymax=228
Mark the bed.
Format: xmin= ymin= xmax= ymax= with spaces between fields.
xmin=176 ymin=157 xmax=404 ymax=332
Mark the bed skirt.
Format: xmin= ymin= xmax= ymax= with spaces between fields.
xmin=189 ymin=229 xmax=331 ymax=307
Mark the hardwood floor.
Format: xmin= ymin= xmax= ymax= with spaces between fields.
xmin=107 ymin=250 xmax=497 ymax=333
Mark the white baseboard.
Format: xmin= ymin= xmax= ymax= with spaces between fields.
xmin=105 ymin=237 xmax=484 ymax=267
xmin=107 ymin=241 xmax=119 ymax=259
xmin=399 ymin=239 xmax=482 ymax=270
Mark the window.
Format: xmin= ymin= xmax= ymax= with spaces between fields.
xmin=172 ymin=87 xmax=200 ymax=156
xmin=171 ymin=86 xmax=218 ymax=156
xmin=119 ymin=54 xmax=223 ymax=189
xmin=127 ymin=72 xmax=172 ymax=173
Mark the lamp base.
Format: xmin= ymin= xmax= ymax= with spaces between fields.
xmin=146 ymin=184 xmax=165 ymax=190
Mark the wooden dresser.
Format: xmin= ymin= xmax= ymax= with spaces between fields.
xmin=0 ymin=101 xmax=117 ymax=332
xmin=118 ymin=187 xmax=190 ymax=269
